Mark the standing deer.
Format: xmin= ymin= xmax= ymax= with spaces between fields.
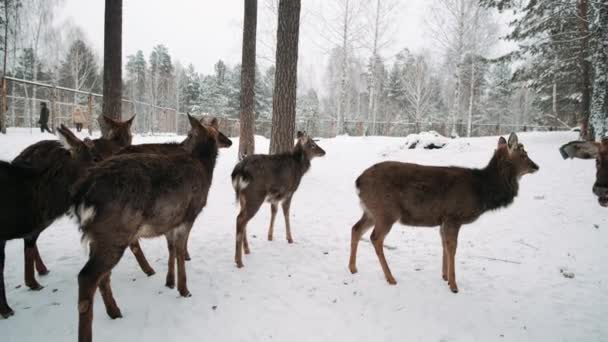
xmin=0 ymin=117 xmax=133 ymax=319
xmin=349 ymin=133 xmax=539 ymax=293
xmin=114 ymin=116 xmax=232 ymax=276
xmin=72 ymin=115 xmax=227 ymax=342
xmin=231 ymin=131 xmax=326 ymax=268
xmin=0 ymin=125 xmax=115 ymax=318
xmin=559 ymin=138 xmax=608 ymax=206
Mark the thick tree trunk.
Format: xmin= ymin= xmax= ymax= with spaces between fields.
xmin=239 ymin=0 xmax=258 ymax=160
xmin=0 ymin=1 xmax=9 ymax=134
xmin=99 ymin=0 xmax=123 ymax=136
xmin=578 ymin=0 xmax=593 ymax=140
xmin=336 ymin=0 xmax=350 ymax=136
xmin=269 ymin=0 xmax=301 ymax=154
xmin=467 ymin=57 xmax=475 ymax=137
xmin=590 ymin=1 xmax=608 ymax=139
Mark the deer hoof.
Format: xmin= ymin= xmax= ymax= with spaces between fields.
xmin=442 ymin=274 xmax=448 ymax=281
xmin=386 ymin=277 xmax=397 ymax=285
xmin=107 ymin=308 xmax=123 ymax=319
xmin=236 ymin=261 xmax=244 ymax=268
xmin=244 ymin=247 xmax=250 ymax=255
xmin=287 ymin=238 xmax=294 ymax=244
xmin=27 ymin=282 xmax=44 ymax=291
xmin=145 ymin=269 xmax=156 ymax=277
xmin=179 ymin=289 xmax=192 ymax=298
xmin=0 ymin=306 xmax=15 ymax=319
xmin=348 ymin=265 xmax=358 ymax=274
xmin=185 ymin=252 xmax=191 ymax=261
xmin=165 ymin=281 xmax=175 ymax=289
xmin=38 ymin=269 xmax=50 ymax=276
xmin=449 ymin=284 xmax=459 ymax=293
xmin=267 ymin=235 xmax=273 ymax=241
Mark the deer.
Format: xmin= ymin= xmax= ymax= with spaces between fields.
xmin=0 ymin=124 xmax=116 ymax=319
xmin=559 ymin=138 xmax=608 ymax=207
xmin=0 ymin=117 xmax=133 ymax=319
xmin=71 ymin=114 xmax=228 ymax=342
xmin=348 ymin=132 xmax=539 ymax=293
xmin=114 ymin=116 xmax=232 ymax=277
xmin=231 ymin=131 xmax=326 ymax=268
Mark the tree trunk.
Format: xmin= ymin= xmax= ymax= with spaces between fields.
xmin=578 ymin=0 xmax=593 ymax=140
xmin=368 ymin=0 xmax=381 ymax=136
xmin=99 ymin=0 xmax=123 ymax=136
xmin=590 ymin=1 xmax=608 ymax=139
xmin=269 ymin=0 xmax=301 ymax=154
xmin=0 ymin=0 xmax=9 ymax=134
xmin=467 ymin=57 xmax=475 ymax=137
xmin=336 ymin=0 xmax=350 ymax=136
xmin=239 ymin=0 xmax=258 ymax=160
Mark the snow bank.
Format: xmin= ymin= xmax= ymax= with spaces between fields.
xmin=403 ymin=131 xmax=450 ymax=149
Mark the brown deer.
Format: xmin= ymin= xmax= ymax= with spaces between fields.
xmin=114 ymin=116 xmax=232 ymax=277
xmin=349 ymin=133 xmax=539 ymax=293
xmin=71 ymin=114 xmax=227 ymax=342
xmin=559 ymin=138 xmax=608 ymax=206
xmin=231 ymin=131 xmax=326 ymax=268
xmin=0 ymin=125 xmax=114 ymax=318
xmin=0 ymin=117 xmax=133 ymax=319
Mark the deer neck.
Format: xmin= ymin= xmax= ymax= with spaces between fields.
xmin=475 ymin=151 xmax=519 ymax=212
xmin=291 ymin=145 xmax=311 ymax=177
xmin=192 ymin=140 xmax=219 ymax=179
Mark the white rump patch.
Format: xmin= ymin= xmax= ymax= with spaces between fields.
xmin=232 ymin=176 xmax=249 ymax=191
xmin=78 ymin=203 xmax=96 ymax=225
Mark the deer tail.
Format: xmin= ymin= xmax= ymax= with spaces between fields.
xmin=231 ymin=164 xmax=251 ymax=203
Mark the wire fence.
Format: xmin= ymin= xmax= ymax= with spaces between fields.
xmin=0 ymin=76 xmax=568 ymax=138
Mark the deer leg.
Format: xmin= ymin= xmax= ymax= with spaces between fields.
xmin=235 ymin=194 xmax=263 ymax=268
xmin=34 ymin=243 xmax=49 ymax=276
xmin=349 ymin=212 xmax=375 ymax=274
xmin=78 ymin=243 xmax=125 ymax=342
xmin=267 ymin=203 xmax=278 ymax=241
xmin=440 ymin=226 xmax=448 ymax=281
xmin=282 ymin=196 xmax=294 ymax=244
xmin=24 ymin=236 xmax=43 ymax=290
xmin=370 ymin=221 xmax=397 ymax=285
xmin=98 ymin=272 xmax=122 ymax=319
xmin=442 ymin=224 xmax=461 ymax=293
xmin=0 ymin=240 xmax=14 ymax=319
xmin=184 ymin=228 xmax=191 ymax=261
xmin=165 ymin=237 xmax=176 ymax=289
xmin=129 ymin=241 xmax=156 ymax=276
xmin=243 ymin=225 xmax=250 ymax=255
xmin=175 ymin=226 xmax=191 ymax=297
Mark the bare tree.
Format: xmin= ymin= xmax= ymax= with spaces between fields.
xmin=269 ymin=0 xmax=301 ymax=154
xmin=402 ymin=54 xmax=434 ymax=133
xmin=99 ymin=0 xmax=122 ymax=135
xmin=363 ymin=0 xmax=399 ymax=135
xmin=239 ymin=0 xmax=258 ymax=160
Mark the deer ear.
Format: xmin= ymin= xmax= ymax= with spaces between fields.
xmin=498 ymin=136 xmax=507 ymax=148
xmin=125 ymin=115 xmax=135 ymax=126
xmin=507 ymin=132 xmax=518 ymax=150
xmin=209 ymin=117 xmax=219 ymax=129
xmin=187 ymin=113 xmax=201 ymax=128
xmin=559 ymin=140 xmax=599 ymax=159
xmin=297 ymin=131 xmax=305 ymax=139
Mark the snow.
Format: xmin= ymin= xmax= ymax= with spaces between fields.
xmin=402 ymin=130 xmax=450 ymax=149
xmin=1 ymin=128 xmax=607 ymax=341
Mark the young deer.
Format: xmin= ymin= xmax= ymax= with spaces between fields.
xmin=560 ymin=138 xmax=608 ymax=206
xmin=231 ymin=131 xmax=326 ymax=268
xmin=0 ymin=125 xmax=113 ymax=319
xmin=349 ymin=133 xmax=539 ymax=293
xmin=72 ymin=115 xmax=227 ymax=342
xmin=114 ymin=116 xmax=232 ymax=276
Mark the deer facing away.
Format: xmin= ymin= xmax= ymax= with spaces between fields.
xmin=0 ymin=117 xmax=133 ymax=319
xmin=112 ymin=116 xmax=232 ymax=278
xmin=349 ymin=133 xmax=539 ymax=293
xmin=71 ymin=115 xmax=227 ymax=342
xmin=231 ymin=131 xmax=326 ymax=268
xmin=559 ymin=139 xmax=608 ymax=207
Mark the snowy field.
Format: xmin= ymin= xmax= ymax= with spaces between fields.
xmin=1 ymin=128 xmax=607 ymax=342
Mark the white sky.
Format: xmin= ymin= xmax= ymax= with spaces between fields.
xmin=59 ymin=0 xmax=431 ymax=75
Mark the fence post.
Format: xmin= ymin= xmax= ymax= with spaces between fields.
xmin=0 ymin=77 xmax=6 ymax=133
xmin=51 ymin=84 xmax=57 ymax=132
xmin=87 ymin=93 xmax=93 ymax=135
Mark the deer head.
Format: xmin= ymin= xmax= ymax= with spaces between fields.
xmin=102 ymin=115 xmax=135 ymax=148
xmin=560 ymin=139 xmax=608 ymax=206
xmin=296 ymin=131 xmax=326 ymax=159
xmin=183 ymin=114 xmax=232 ymax=152
xmin=56 ymin=125 xmax=103 ymax=164
xmin=497 ymin=132 xmax=539 ymax=177
xmin=200 ymin=116 xmax=233 ymax=148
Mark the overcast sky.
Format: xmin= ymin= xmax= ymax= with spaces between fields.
xmin=59 ymin=0 xmax=432 ymax=75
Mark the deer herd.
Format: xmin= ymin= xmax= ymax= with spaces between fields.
xmin=0 ymin=113 xmax=602 ymax=341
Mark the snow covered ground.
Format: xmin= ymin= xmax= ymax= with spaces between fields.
xmin=1 ymin=128 xmax=606 ymax=342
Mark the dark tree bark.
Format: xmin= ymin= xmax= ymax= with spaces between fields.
xmin=269 ymin=0 xmax=301 ymax=154
xmin=99 ymin=0 xmax=123 ymax=136
xmin=578 ymin=0 xmax=592 ymax=140
xmin=239 ymin=0 xmax=258 ymax=160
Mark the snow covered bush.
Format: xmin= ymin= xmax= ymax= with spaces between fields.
xmin=403 ymin=131 xmax=450 ymax=149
